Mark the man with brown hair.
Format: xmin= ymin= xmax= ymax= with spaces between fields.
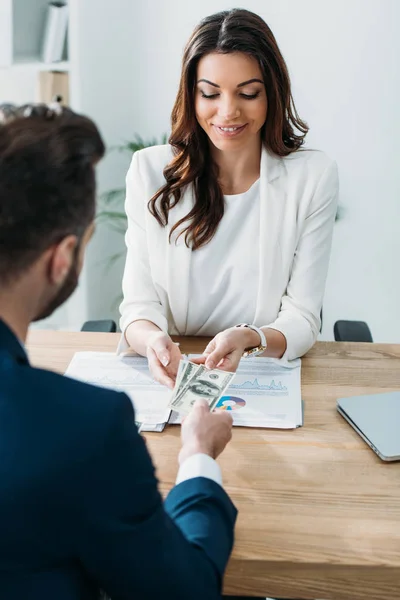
xmin=0 ymin=104 xmax=236 ymax=600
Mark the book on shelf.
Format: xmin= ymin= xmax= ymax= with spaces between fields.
xmin=41 ymin=2 xmax=69 ymax=64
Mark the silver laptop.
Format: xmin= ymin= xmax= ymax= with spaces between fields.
xmin=337 ymin=391 xmax=400 ymax=461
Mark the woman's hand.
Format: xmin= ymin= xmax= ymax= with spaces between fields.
xmin=192 ymin=326 xmax=261 ymax=373
xmin=146 ymin=331 xmax=182 ymax=388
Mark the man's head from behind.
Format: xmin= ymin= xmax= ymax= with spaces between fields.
xmin=0 ymin=104 xmax=105 ymax=323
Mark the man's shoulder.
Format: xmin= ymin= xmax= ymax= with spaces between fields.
xmin=28 ymin=361 xmax=127 ymax=400
xmin=21 ymin=363 xmax=134 ymax=445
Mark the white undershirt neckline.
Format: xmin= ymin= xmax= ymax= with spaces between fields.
xmin=223 ymin=177 xmax=260 ymax=199
xmin=185 ymin=179 xmax=260 ymax=336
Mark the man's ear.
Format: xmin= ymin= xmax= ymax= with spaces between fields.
xmin=47 ymin=235 xmax=78 ymax=285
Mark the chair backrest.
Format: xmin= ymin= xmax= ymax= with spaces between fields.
xmin=333 ymin=320 xmax=373 ymax=343
xmin=81 ymin=320 xmax=117 ymax=333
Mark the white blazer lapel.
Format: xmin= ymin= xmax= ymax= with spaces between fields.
xmin=253 ymin=146 xmax=285 ymax=325
xmin=166 ymin=188 xmax=193 ymax=335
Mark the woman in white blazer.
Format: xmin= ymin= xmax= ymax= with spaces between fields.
xmin=119 ymin=8 xmax=338 ymax=388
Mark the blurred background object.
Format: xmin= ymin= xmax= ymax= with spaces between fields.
xmin=41 ymin=1 xmax=68 ymax=64
xmin=38 ymin=71 xmax=69 ymax=104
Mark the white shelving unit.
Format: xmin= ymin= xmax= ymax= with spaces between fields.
xmin=1 ymin=0 xmax=139 ymax=330
xmin=0 ymin=0 xmax=70 ymax=105
xmin=11 ymin=58 xmax=70 ymax=71
xmin=1 ymin=0 xmax=69 ymax=68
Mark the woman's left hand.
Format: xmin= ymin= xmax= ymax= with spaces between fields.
xmin=191 ymin=326 xmax=261 ymax=373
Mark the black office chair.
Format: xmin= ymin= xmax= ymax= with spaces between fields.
xmin=81 ymin=319 xmax=117 ymax=333
xmin=333 ymin=320 xmax=373 ymax=342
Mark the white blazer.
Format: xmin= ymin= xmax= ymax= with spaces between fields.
xmin=119 ymin=144 xmax=338 ymax=360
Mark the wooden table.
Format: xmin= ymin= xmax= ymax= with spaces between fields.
xmin=26 ymin=330 xmax=400 ymax=600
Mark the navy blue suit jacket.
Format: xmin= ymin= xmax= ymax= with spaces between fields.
xmin=0 ymin=320 xmax=237 ymax=599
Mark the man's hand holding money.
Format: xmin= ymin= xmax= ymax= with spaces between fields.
xmin=179 ymin=399 xmax=233 ymax=464
xmin=168 ymin=360 xmax=235 ymax=415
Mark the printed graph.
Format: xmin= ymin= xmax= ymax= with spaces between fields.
xmin=230 ymin=378 xmax=288 ymax=392
xmin=215 ymin=396 xmax=246 ymax=411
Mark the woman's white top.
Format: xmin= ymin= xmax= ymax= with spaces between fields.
xmin=119 ymin=144 xmax=339 ymax=360
xmin=186 ymin=180 xmax=260 ymax=336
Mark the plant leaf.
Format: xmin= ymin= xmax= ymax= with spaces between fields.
xmin=96 ymin=210 xmax=127 ymax=221
xmin=113 ymin=133 xmax=169 ymax=154
xmin=335 ymin=205 xmax=344 ymax=221
xmin=99 ymin=189 xmax=125 ymax=205
xmin=102 ymin=251 xmax=125 ymax=274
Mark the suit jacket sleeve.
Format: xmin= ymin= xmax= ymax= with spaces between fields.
xmin=119 ymin=151 xmax=169 ymax=337
xmin=72 ymin=393 xmax=237 ymax=599
xmin=266 ymin=159 xmax=339 ymax=360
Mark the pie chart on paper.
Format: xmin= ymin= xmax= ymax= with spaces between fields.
xmin=214 ymin=396 xmax=246 ymax=411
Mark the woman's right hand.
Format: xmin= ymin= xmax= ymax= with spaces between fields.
xmin=146 ymin=331 xmax=182 ymax=389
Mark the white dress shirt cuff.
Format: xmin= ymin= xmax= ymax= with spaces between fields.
xmin=176 ymin=453 xmax=222 ymax=487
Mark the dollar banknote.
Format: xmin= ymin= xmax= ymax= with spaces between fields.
xmin=169 ymin=362 xmax=235 ymax=415
xmin=169 ymin=360 xmax=201 ymax=405
xmin=174 ymin=359 xmax=187 ymax=391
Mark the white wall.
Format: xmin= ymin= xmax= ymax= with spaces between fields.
xmin=0 ymin=66 xmax=38 ymax=103
xmin=126 ymin=0 xmax=400 ymax=343
xmin=68 ymin=0 xmax=140 ymax=326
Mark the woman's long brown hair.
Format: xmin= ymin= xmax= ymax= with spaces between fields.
xmin=148 ymin=8 xmax=309 ymax=249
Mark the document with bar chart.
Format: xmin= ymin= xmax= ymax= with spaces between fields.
xmin=65 ymin=352 xmax=302 ymax=432
xmin=182 ymin=355 xmax=303 ymax=429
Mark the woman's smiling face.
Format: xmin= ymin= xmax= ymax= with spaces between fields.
xmin=195 ymin=51 xmax=268 ymax=152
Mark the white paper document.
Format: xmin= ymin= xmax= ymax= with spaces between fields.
xmin=65 ymin=352 xmax=171 ymax=431
xmin=65 ymin=352 xmax=302 ymax=431
xmin=170 ymin=356 xmax=302 ymax=429
xmin=222 ymin=356 xmax=302 ymax=428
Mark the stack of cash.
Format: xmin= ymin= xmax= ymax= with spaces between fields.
xmin=168 ymin=360 xmax=235 ymax=415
